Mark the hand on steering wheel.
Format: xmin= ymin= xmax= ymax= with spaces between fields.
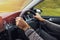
xmin=16 ymin=17 xmax=30 ymax=31
xmin=34 ymin=13 xmax=45 ymax=22
xmin=15 ymin=10 xmax=45 ymax=31
xmin=15 ymin=13 xmax=43 ymax=31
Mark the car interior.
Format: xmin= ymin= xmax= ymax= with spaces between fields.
xmin=0 ymin=0 xmax=60 ymax=40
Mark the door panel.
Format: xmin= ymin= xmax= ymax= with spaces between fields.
xmin=42 ymin=16 xmax=60 ymax=24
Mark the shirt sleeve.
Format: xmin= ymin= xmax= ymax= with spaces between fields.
xmin=25 ymin=28 xmax=44 ymax=40
xmin=44 ymin=20 xmax=60 ymax=33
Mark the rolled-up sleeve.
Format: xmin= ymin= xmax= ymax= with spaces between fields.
xmin=25 ymin=28 xmax=43 ymax=40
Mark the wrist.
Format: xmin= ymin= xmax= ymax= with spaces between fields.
xmin=39 ymin=18 xmax=45 ymax=22
xmin=23 ymin=25 xmax=31 ymax=31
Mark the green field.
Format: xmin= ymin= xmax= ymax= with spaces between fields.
xmin=40 ymin=8 xmax=60 ymax=16
xmin=35 ymin=0 xmax=60 ymax=16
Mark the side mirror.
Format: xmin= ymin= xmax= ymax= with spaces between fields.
xmin=31 ymin=8 xmax=42 ymax=14
xmin=36 ymin=9 xmax=42 ymax=13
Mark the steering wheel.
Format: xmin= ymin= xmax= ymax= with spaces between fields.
xmin=3 ymin=9 xmax=41 ymax=40
xmin=21 ymin=10 xmax=40 ymax=30
xmin=5 ymin=9 xmax=41 ymax=31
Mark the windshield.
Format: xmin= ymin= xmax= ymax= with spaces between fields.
xmin=35 ymin=0 xmax=60 ymax=16
xmin=0 ymin=0 xmax=32 ymax=12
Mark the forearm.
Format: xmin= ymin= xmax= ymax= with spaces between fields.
xmin=43 ymin=20 xmax=60 ymax=32
xmin=25 ymin=28 xmax=43 ymax=40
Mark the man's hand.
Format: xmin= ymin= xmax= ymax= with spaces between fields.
xmin=0 ymin=16 xmax=4 ymax=32
xmin=16 ymin=17 xmax=30 ymax=31
xmin=34 ymin=13 xmax=45 ymax=22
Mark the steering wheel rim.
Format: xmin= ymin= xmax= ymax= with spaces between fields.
xmin=20 ymin=10 xmax=36 ymax=18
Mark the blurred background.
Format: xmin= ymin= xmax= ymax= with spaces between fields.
xmin=35 ymin=0 xmax=60 ymax=16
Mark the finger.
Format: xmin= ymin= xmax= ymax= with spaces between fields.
xmin=16 ymin=17 xmax=25 ymax=26
xmin=33 ymin=15 xmax=36 ymax=18
xmin=36 ymin=13 xmax=39 ymax=15
xmin=36 ymin=13 xmax=41 ymax=16
xmin=16 ymin=17 xmax=21 ymax=25
xmin=33 ymin=13 xmax=37 ymax=17
xmin=16 ymin=17 xmax=23 ymax=21
xmin=16 ymin=20 xmax=19 ymax=26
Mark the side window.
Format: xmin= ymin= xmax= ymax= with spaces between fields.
xmin=35 ymin=0 xmax=60 ymax=16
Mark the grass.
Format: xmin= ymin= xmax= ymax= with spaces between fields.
xmin=35 ymin=7 xmax=60 ymax=16
xmin=35 ymin=0 xmax=60 ymax=16
xmin=41 ymin=8 xmax=60 ymax=16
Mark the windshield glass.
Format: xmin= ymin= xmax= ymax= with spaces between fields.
xmin=0 ymin=0 xmax=32 ymax=12
xmin=35 ymin=0 xmax=60 ymax=16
